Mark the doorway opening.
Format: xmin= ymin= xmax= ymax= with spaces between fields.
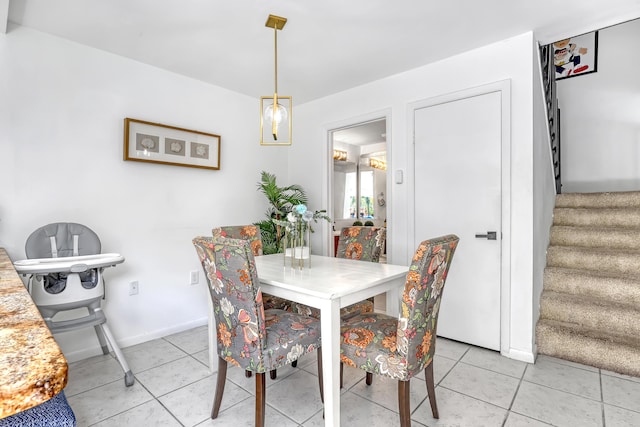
xmin=329 ymin=117 xmax=388 ymax=259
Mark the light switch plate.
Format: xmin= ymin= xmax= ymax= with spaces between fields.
xmin=395 ymin=170 xmax=403 ymax=184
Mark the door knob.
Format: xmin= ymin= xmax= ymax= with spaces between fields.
xmin=475 ymin=231 xmax=497 ymax=240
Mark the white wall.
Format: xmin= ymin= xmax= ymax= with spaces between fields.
xmin=558 ymin=19 xmax=640 ymax=192
xmin=532 ymin=42 xmax=558 ymax=357
xmin=291 ymin=33 xmax=540 ymax=360
xmin=0 ymin=25 xmax=286 ymax=361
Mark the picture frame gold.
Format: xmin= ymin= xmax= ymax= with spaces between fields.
xmin=124 ymin=118 xmax=221 ymax=170
xmin=260 ymin=96 xmax=292 ymax=146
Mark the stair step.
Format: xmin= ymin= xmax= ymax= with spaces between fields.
xmin=539 ymin=291 xmax=640 ymax=337
xmin=553 ymin=207 xmax=640 ymax=228
xmin=547 ymin=245 xmax=640 ymax=275
xmin=539 ymin=191 xmax=640 ymax=376
xmin=550 ymin=225 xmax=640 ymax=250
xmin=556 ymin=191 xmax=640 ymax=208
xmin=544 ymin=267 xmax=640 ymax=306
xmin=536 ymin=319 xmax=640 ymax=377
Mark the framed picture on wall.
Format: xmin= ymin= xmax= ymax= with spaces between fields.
xmin=553 ymin=31 xmax=598 ymax=80
xmin=124 ymin=118 xmax=221 ymax=170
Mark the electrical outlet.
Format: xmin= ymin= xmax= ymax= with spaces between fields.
xmin=190 ymin=270 xmax=199 ymax=285
xmin=129 ymin=281 xmax=139 ymax=296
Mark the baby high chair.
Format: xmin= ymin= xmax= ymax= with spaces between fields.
xmin=13 ymin=222 xmax=134 ymax=387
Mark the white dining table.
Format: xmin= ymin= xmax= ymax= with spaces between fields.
xmin=206 ymin=253 xmax=408 ymax=426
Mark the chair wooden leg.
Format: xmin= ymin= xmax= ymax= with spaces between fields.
xmin=398 ymin=380 xmax=411 ymax=427
xmin=255 ymin=372 xmax=266 ymax=427
xmin=270 ymin=370 xmax=277 ymax=380
xmin=317 ymin=348 xmax=324 ymax=403
xmin=211 ymin=357 xmax=227 ymax=419
xmin=424 ymin=361 xmax=439 ymax=419
xmin=366 ymin=372 xmax=373 ymax=386
xmin=245 ymin=370 xmax=252 ymax=378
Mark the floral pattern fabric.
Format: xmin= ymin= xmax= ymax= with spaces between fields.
xmin=213 ymin=226 xmax=292 ymax=312
xmin=193 ymin=236 xmax=321 ymax=373
xmin=214 ymin=225 xmax=263 ymax=256
xmin=340 ymin=234 xmax=459 ymax=381
xmin=292 ymin=226 xmax=388 ymax=319
xmin=336 ymin=226 xmax=387 ymax=262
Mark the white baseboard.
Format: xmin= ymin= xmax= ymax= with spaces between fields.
xmin=64 ymin=347 xmax=105 ymax=363
xmin=63 ymin=317 xmax=209 ymax=363
xmin=502 ymin=347 xmax=536 ymax=364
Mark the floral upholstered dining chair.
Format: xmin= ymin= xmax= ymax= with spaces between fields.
xmin=214 ymin=225 xmax=299 ymax=378
xmin=213 ymin=226 xmax=292 ymax=311
xmin=193 ymin=235 xmax=323 ymax=427
xmin=336 ymin=226 xmax=387 ymax=262
xmin=292 ymin=226 xmax=387 ymax=320
xmin=214 ymin=225 xmax=263 ymax=255
xmin=340 ymin=234 xmax=459 ymax=427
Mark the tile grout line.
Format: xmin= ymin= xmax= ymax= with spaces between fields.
xmin=500 ymin=359 xmax=528 ymax=427
xmin=404 ymin=346 xmax=470 ymax=421
xmin=438 ymin=351 xmax=559 ymax=427
xmin=520 ymin=377 xmax=604 ymax=403
xmin=598 ymin=369 xmax=640 ymax=416
xmin=220 ymin=370 xmax=320 ymax=426
xmin=69 ymin=331 xmax=640 ymax=426
xmin=434 ymin=344 xmax=470 ymax=384
xmin=83 ymin=375 xmax=177 ymax=427
xmin=118 ymin=338 xmax=214 ymax=426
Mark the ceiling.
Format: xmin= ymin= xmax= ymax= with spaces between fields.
xmin=5 ymin=1 xmax=640 ymax=104
xmin=333 ymin=119 xmax=386 ymax=147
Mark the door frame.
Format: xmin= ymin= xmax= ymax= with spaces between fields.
xmin=323 ymin=109 xmax=392 ymax=258
xmin=407 ymin=80 xmax=512 ymax=354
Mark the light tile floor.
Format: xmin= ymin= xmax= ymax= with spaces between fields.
xmin=65 ymin=325 xmax=640 ymax=427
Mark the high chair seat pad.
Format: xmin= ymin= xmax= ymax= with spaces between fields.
xmin=25 ymin=222 xmax=101 ymax=258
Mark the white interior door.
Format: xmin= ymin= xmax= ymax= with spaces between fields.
xmin=413 ymin=89 xmax=503 ymax=351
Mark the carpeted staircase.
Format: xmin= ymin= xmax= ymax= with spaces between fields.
xmin=536 ymin=191 xmax=640 ymax=377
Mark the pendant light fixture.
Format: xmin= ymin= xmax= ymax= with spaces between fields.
xmin=260 ymin=14 xmax=292 ymax=146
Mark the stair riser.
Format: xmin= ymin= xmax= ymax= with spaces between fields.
xmin=544 ymin=268 xmax=640 ymax=306
xmin=550 ymin=227 xmax=640 ymax=250
xmin=536 ymin=323 xmax=640 ymax=377
xmin=540 ymin=296 xmax=640 ymax=337
xmin=556 ymin=192 xmax=640 ymax=208
xmin=547 ymin=247 xmax=640 ymax=275
xmin=554 ymin=208 xmax=640 ymax=228
xmin=539 ymin=191 xmax=640 ymax=376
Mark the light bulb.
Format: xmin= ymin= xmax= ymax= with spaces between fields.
xmin=265 ymin=102 xmax=288 ymax=140
xmin=265 ymin=102 xmax=288 ymax=125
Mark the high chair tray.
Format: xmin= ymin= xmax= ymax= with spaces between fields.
xmin=13 ymin=253 xmax=124 ymax=274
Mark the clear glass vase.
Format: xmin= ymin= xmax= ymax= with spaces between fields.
xmin=283 ymin=221 xmax=311 ymax=268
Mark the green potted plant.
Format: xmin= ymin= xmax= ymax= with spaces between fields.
xmin=255 ymin=171 xmax=330 ymax=254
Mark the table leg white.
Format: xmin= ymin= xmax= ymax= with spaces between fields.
xmin=320 ymin=298 xmax=341 ymax=427
xmin=385 ymin=277 xmax=403 ymax=317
